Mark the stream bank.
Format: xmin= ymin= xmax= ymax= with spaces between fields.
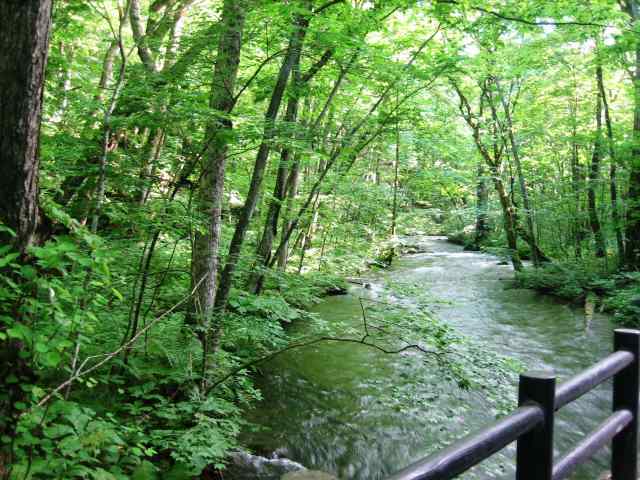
xmin=235 ymin=236 xmax=619 ymax=480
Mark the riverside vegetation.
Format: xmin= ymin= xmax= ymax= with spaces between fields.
xmin=4 ymin=0 xmax=640 ymax=478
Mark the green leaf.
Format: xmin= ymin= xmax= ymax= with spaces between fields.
xmin=42 ymin=351 xmax=62 ymax=367
xmin=6 ymin=323 xmax=31 ymax=341
xmin=111 ymin=288 xmax=124 ymax=301
xmin=132 ymin=461 xmax=158 ymax=480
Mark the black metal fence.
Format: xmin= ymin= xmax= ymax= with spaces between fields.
xmin=387 ymin=328 xmax=640 ymax=480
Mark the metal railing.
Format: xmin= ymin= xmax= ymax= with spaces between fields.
xmin=387 ymin=328 xmax=640 ymax=480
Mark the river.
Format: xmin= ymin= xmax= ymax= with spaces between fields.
xmin=242 ymin=236 xmax=618 ymax=479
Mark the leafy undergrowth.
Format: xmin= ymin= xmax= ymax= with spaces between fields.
xmin=0 ymin=231 xmax=350 ymax=479
xmin=517 ymin=263 xmax=640 ymax=327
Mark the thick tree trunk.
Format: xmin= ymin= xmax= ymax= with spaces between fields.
xmin=623 ymin=1 xmax=640 ymax=267
xmin=588 ymin=77 xmax=607 ymax=258
xmin=130 ymin=0 xmax=158 ymax=73
xmin=0 ymin=0 xmax=53 ymax=253
xmin=190 ymin=0 xmax=246 ymax=333
xmin=0 ymin=0 xmax=52 ymax=444
xmin=215 ymin=4 xmax=311 ymax=310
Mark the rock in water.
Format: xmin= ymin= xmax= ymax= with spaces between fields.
xmin=228 ymin=451 xmax=306 ymax=479
xmin=281 ymin=471 xmax=338 ymax=480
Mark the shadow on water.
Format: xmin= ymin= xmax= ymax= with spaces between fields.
xmin=240 ymin=237 xmax=619 ymax=480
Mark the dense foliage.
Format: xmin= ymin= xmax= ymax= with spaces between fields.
xmin=4 ymin=0 xmax=640 ymax=478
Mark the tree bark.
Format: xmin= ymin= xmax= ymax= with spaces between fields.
xmin=569 ymin=91 xmax=584 ymax=258
xmin=596 ymin=60 xmax=625 ymax=262
xmin=89 ymin=40 xmax=119 ymax=120
xmin=0 ymin=0 xmax=53 ymax=253
xmin=498 ymin=81 xmax=539 ymax=265
xmin=190 ymin=0 xmax=246 ymax=329
xmin=215 ymin=3 xmax=312 ymax=310
xmin=474 ymin=162 xmax=489 ymax=248
xmin=622 ymin=0 xmax=640 ymax=267
xmin=391 ymin=93 xmax=400 ymax=236
xmin=492 ymin=168 xmax=523 ymax=271
xmin=250 ymin=49 xmax=334 ymax=292
xmin=0 ymin=0 xmax=53 ymax=444
xmin=452 ymin=81 xmax=523 ymax=271
xmin=588 ymin=72 xmax=607 ymax=258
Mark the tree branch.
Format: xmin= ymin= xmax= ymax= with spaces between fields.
xmin=438 ymin=0 xmax=610 ymax=29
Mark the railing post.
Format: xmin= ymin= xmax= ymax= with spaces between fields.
xmin=612 ymin=328 xmax=640 ymax=480
xmin=516 ymin=370 xmax=556 ymax=480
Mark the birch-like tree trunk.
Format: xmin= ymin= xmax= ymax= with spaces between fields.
xmin=190 ymin=0 xmax=246 ymax=335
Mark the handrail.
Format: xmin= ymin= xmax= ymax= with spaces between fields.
xmin=386 ymin=405 xmax=543 ymax=480
xmin=554 ymin=350 xmax=634 ymax=410
xmin=552 ymin=409 xmax=633 ymax=480
xmin=387 ymin=328 xmax=640 ymax=480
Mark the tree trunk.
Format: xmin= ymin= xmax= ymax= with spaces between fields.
xmin=597 ymin=60 xmax=625 ymax=262
xmin=189 ymin=0 xmax=246 ymax=343
xmin=249 ymin=52 xmax=303 ymax=293
xmin=215 ymin=4 xmax=311 ymax=310
xmin=569 ymin=95 xmax=584 ymax=258
xmin=452 ymin=81 xmax=522 ymax=271
xmin=97 ymin=40 xmax=119 ymax=101
xmin=249 ymin=48 xmax=334 ymax=292
xmin=0 ymin=0 xmax=53 ymax=253
xmin=588 ymin=74 xmax=607 ymax=258
xmin=53 ymin=41 xmax=74 ymax=123
xmin=474 ymin=162 xmax=489 ymax=248
xmin=277 ymin=156 xmax=301 ymax=270
xmin=492 ymin=170 xmax=523 ymax=271
xmin=623 ymin=0 xmax=640 ymax=267
xmin=137 ymin=127 xmax=165 ymax=204
xmin=499 ymin=83 xmax=539 ymax=265
xmin=0 ymin=0 xmax=52 ymax=444
xmin=391 ymin=98 xmax=400 ymax=236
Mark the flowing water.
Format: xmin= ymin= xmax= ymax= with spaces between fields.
xmin=242 ymin=236 xmax=620 ymax=480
